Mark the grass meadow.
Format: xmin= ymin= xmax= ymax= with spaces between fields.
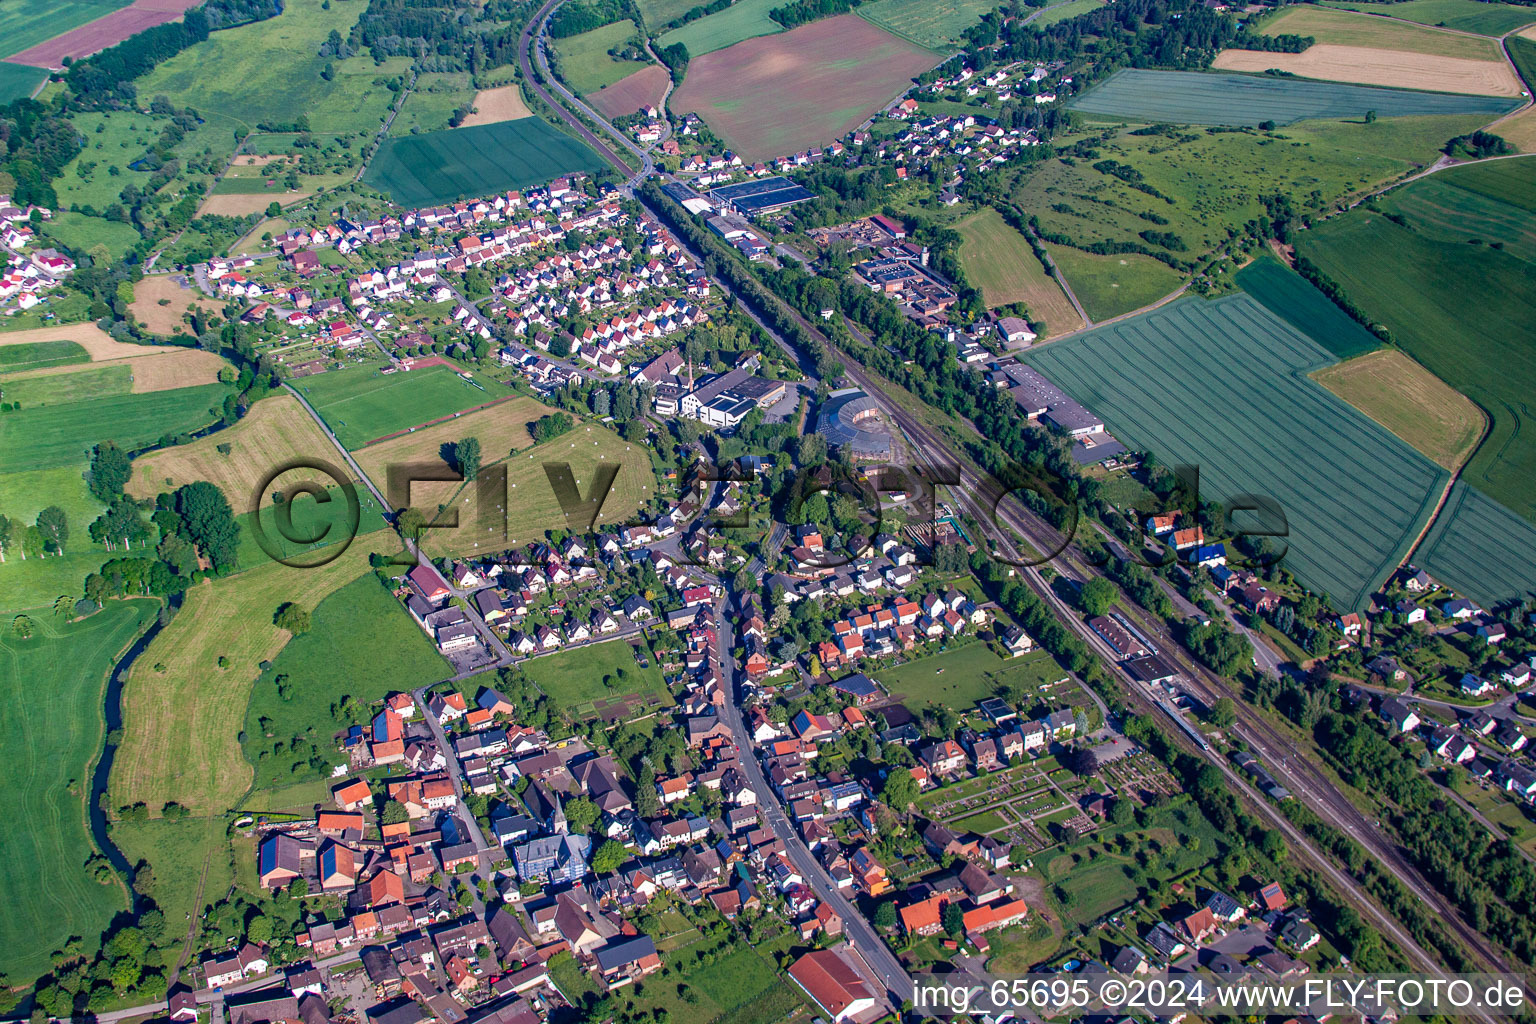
xmin=0 ymin=383 xmax=230 ymax=473
xmin=1323 ymin=0 xmax=1536 ymax=34
xmin=1025 ymin=295 xmax=1448 ymax=611
xmin=362 ymin=118 xmax=605 ymax=208
xmin=1032 ymin=0 xmax=1109 ymax=27
xmin=659 ymin=0 xmax=785 ymax=56
xmin=1300 ymin=163 xmax=1536 ymax=525
xmin=1 ymin=364 xmax=133 ymax=407
xmin=1068 ymin=69 xmax=1519 ymax=125
xmin=295 ymin=364 xmax=500 ymax=449
xmin=878 ymin=642 xmax=1066 ymax=712
xmin=42 ymin=211 xmax=142 ymax=260
xmin=1042 ymin=245 xmax=1181 ymax=321
xmin=520 ymin=639 xmax=669 ymax=715
xmin=0 ymin=599 xmax=154 ymax=983
xmin=856 ymin=0 xmax=1000 ymax=47
xmin=243 ymin=574 xmax=447 ymax=791
xmin=0 ymin=338 xmax=89 ymax=372
xmin=955 ymin=208 xmax=1084 ymax=335
xmin=554 ymin=20 xmax=653 ymax=93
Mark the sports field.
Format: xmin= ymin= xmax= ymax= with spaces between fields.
xmin=855 ymin=0 xmax=998 ymax=46
xmin=1025 ymin=295 xmax=1449 ymax=610
xmin=1312 ymin=349 xmax=1485 ymax=470
xmin=1043 ymin=244 xmax=1182 ymax=321
xmin=553 ymin=20 xmax=652 ymax=94
xmin=1324 ymin=0 xmax=1536 ymax=34
xmin=1419 ymin=483 xmax=1536 ymax=606
xmin=111 ymin=535 xmax=389 ymax=816
xmin=243 ymin=574 xmax=448 ymax=790
xmin=1067 ymin=69 xmax=1520 ymax=125
xmin=295 ymin=365 xmax=503 ymax=449
xmin=878 ymin=643 xmax=1065 ymax=712
xmin=137 ymin=0 xmax=409 ymax=133
xmin=0 ymin=599 xmax=153 ymax=984
xmin=659 ymin=0 xmax=783 ymax=57
xmin=1236 ymin=257 xmax=1382 ymax=360
xmin=956 ymin=208 xmax=1084 ymax=335
xmin=0 ymin=383 xmax=229 ymax=473
xmin=670 ymin=15 xmax=940 ymax=160
xmin=1258 ymin=5 xmax=1506 ymax=59
xmin=1300 ymin=163 xmax=1536 ymax=524
xmin=362 ymin=118 xmax=605 ymax=208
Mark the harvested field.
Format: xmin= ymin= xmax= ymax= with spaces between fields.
xmin=1420 ymin=483 xmax=1536 ymax=606
xmin=131 ymin=393 xmax=336 ymax=500
xmin=1 ymin=350 xmax=226 ymax=392
xmin=1068 ymin=68 xmax=1519 ymax=125
xmin=1259 ymin=5 xmax=1505 ymax=59
xmin=0 ymin=321 xmax=178 ymax=361
xmin=5 ymin=0 xmax=201 ymax=69
xmin=461 ymin=84 xmax=534 ymax=126
xmin=1497 ymin=106 xmax=1536 ymax=152
xmin=586 ymin=65 xmax=670 ymax=120
xmin=1024 ymin=294 xmax=1449 ymax=610
xmin=1313 ymin=349 xmax=1485 ymax=469
xmin=198 ymin=191 xmax=309 ymax=216
xmin=1210 ymin=45 xmax=1521 ymax=96
xmin=130 ymin=274 xmax=223 ymax=335
xmin=352 ymin=395 xmax=553 ymax=478
xmin=955 ymin=208 xmax=1083 ymax=335
xmin=670 ymin=15 xmax=940 ymax=161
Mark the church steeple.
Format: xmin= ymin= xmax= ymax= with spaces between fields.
xmin=552 ymin=791 xmax=568 ymax=835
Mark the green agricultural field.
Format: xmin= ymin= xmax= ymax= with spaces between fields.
xmin=956 ymin=208 xmax=1084 ymax=334
xmin=1300 ymin=167 xmax=1536 ymax=524
xmin=520 ymin=639 xmax=670 ymax=715
xmin=877 ymin=642 xmax=1067 ymax=712
xmin=0 ymin=0 xmax=131 ymax=61
xmin=1032 ymin=0 xmax=1108 ymax=28
xmin=0 ymin=364 xmax=133 ymax=408
xmin=1043 ymin=244 xmax=1182 ymax=321
xmin=362 ymin=118 xmax=605 ymax=208
xmin=635 ymin=0 xmax=703 ymax=29
xmin=1025 ymin=294 xmax=1449 ymax=610
xmin=294 ymin=364 xmax=497 ymax=449
xmin=42 ymin=211 xmax=142 ymax=260
xmin=1013 ymin=116 xmax=1486 ymax=268
xmin=1323 ymin=0 xmax=1536 ymax=35
xmin=137 ymin=0 xmax=411 ymax=133
xmin=243 ymin=574 xmax=448 ymax=791
xmin=1420 ymin=484 xmax=1536 ymax=606
xmin=0 ymin=339 xmax=89 ymax=372
xmin=0 ymin=383 xmax=230 ymax=473
xmin=1256 ymin=5 xmax=1505 ymax=59
xmin=1235 ymin=257 xmax=1382 ymax=360
xmin=1068 ymin=69 xmax=1520 ymax=125
xmin=554 ymin=20 xmax=652 ymax=94
xmin=0 ymin=599 xmax=155 ymax=984
xmin=856 ymin=0 xmax=997 ymax=47
xmin=0 ymin=60 xmax=45 ymax=103
xmin=659 ymin=0 xmax=784 ymax=56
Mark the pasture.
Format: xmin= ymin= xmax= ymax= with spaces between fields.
xmin=1419 ymin=483 xmax=1536 ymax=607
xmin=391 ymin=71 xmax=478 ymax=135
xmin=0 ymin=383 xmax=229 ymax=473
xmin=1312 ymin=349 xmax=1485 ymax=470
xmin=856 ymin=0 xmax=999 ymax=47
xmin=587 ymin=65 xmax=671 ymax=120
xmin=244 ymin=574 xmax=448 ymax=790
xmin=129 ymin=393 xmax=336 ymax=501
xmin=295 ymin=364 xmax=502 ymax=449
xmin=1258 ymin=5 xmax=1506 ymax=59
xmin=1323 ymin=0 xmax=1536 ymax=34
xmin=362 ymin=118 xmax=605 ymax=208
xmin=670 ymin=15 xmax=939 ymax=161
xmin=0 ymin=465 xmax=111 ymax=613
xmin=554 ymin=20 xmax=652 ymax=95
xmin=658 ymin=0 xmax=784 ymax=56
xmin=1024 ymin=294 xmax=1449 ymax=611
xmin=43 ymin=211 xmax=142 ymax=259
xmin=1043 ymin=245 xmax=1182 ymax=321
xmin=1300 ymin=166 xmax=1536 ymax=523
xmin=136 ymin=0 xmax=410 ymax=133
xmin=1013 ymin=116 xmax=1488 ymax=266
xmin=1235 ymin=257 xmax=1382 ymax=360
xmin=0 ymin=0 xmax=132 ymax=62
xmin=956 ymin=208 xmax=1084 ymax=335
xmin=879 ymin=643 xmax=1066 ymax=713
xmin=1209 ymin=45 xmax=1521 ymax=96
xmin=110 ymin=535 xmax=389 ymax=816
xmin=1067 ymin=68 xmax=1520 ymax=125
xmin=520 ymin=640 xmax=668 ymax=717
xmin=0 ymin=600 xmax=153 ymax=984
xmin=52 ymin=111 xmax=179 ymax=213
